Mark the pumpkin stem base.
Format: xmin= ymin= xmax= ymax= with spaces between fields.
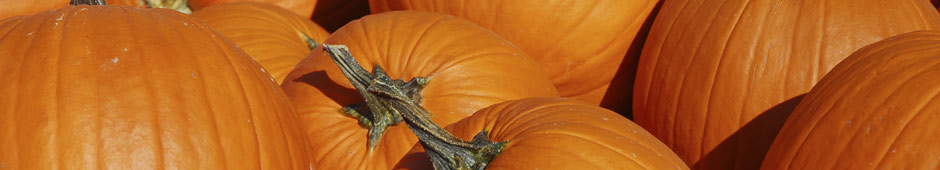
xmin=324 ymin=44 xmax=504 ymax=170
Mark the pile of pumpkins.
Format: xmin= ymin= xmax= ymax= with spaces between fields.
xmin=1 ymin=0 xmax=939 ymax=169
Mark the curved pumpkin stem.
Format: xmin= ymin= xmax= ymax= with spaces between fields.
xmin=322 ymin=44 xmax=427 ymax=153
xmin=324 ymin=45 xmax=505 ymax=170
xmin=71 ymin=0 xmax=106 ymax=5
xmin=299 ymin=32 xmax=318 ymax=50
xmin=142 ymin=0 xmax=192 ymax=14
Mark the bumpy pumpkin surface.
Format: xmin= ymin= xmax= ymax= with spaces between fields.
xmin=633 ymin=0 xmax=940 ymax=169
xmin=396 ymin=98 xmax=690 ymax=170
xmin=370 ymin=0 xmax=660 ymax=106
xmin=279 ymin=11 xmax=558 ymax=170
xmin=0 ymin=0 xmax=69 ymax=20
xmin=192 ymin=2 xmax=330 ymax=84
xmin=0 ymin=5 xmax=310 ymax=169
xmin=762 ymin=31 xmax=940 ymax=170
xmin=189 ymin=0 xmax=317 ymax=17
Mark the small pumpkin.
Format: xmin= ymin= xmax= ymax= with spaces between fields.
xmin=762 ymin=30 xmax=940 ymax=170
xmin=189 ymin=0 xmax=317 ymax=17
xmin=633 ymin=0 xmax=940 ymax=169
xmin=370 ymin=0 xmax=660 ymax=107
xmin=191 ymin=2 xmax=330 ymax=84
xmin=279 ymin=11 xmax=558 ymax=170
xmin=392 ymin=97 xmax=690 ymax=170
xmin=0 ymin=0 xmax=69 ymax=20
xmin=0 ymin=2 xmax=310 ymax=169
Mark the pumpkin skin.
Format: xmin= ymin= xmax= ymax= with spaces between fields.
xmin=395 ymin=98 xmax=690 ymax=170
xmin=0 ymin=0 xmax=69 ymax=20
xmin=370 ymin=0 xmax=660 ymax=106
xmin=192 ymin=2 xmax=330 ymax=84
xmin=279 ymin=11 xmax=559 ymax=170
xmin=633 ymin=0 xmax=940 ymax=169
xmin=189 ymin=0 xmax=317 ymax=17
xmin=761 ymin=30 xmax=940 ymax=170
xmin=310 ymin=0 xmax=369 ymax=32
xmin=0 ymin=5 xmax=311 ymax=169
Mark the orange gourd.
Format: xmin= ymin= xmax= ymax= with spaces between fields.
xmin=0 ymin=0 xmax=69 ymax=20
xmin=370 ymin=0 xmax=660 ymax=107
xmin=395 ymin=98 xmax=690 ymax=170
xmin=0 ymin=3 xmax=310 ymax=169
xmin=762 ymin=30 xmax=940 ymax=170
xmin=633 ymin=0 xmax=940 ymax=169
xmin=189 ymin=0 xmax=317 ymax=17
xmin=279 ymin=11 xmax=558 ymax=169
xmin=192 ymin=2 xmax=330 ymax=84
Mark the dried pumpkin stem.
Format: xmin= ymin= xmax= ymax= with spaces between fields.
xmin=324 ymin=44 xmax=505 ymax=170
xmin=70 ymin=0 xmax=106 ymax=5
xmin=323 ymin=44 xmax=428 ymax=153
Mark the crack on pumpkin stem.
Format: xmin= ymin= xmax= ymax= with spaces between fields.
xmin=323 ymin=44 xmax=429 ymax=153
xmin=324 ymin=44 xmax=505 ymax=170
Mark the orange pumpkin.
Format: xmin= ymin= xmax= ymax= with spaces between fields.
xmin=279 ymin=11 xmax=558 ymax=169
xmin=762 ymin=30 xmax=940 ymax=170
xmin=310 ymin=0 xmax=369 ymax=32
xmin=0 ymin=0 xmax=69 ymax=20
xmin=395 ymin=98 xmax=690 ymax=170
xmin=633 ymin=0 xmax=940 ymax=169
xmin=189 ymin=0 xmax=317 ymax=17
xmin=0 ymin=3 xmax=310 ymax=169
xmin=370 ymin=0 xmax=660 ymax=106
xmin=192 ymin=2 xmax=330 ymax=84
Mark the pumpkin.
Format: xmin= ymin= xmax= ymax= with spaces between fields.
xmin=0 ymin=3 xmax=311 ymax=169
xmin=191 ymin=2 xmax=330 ymax=84
xmin=370 ymin=0 xmax=660 ymax=107
xmin=106 ymin=0 xmax=192 ymax=13
xmin=633 ymin=0 xmax=940 ymax=169
xmin=189 ymin=0 xmax=317 ymax=17
xmin=0 ymin=0 xmax=69 ymax=20
xmin=279 ymin=11 xmax=558 ymax=169
xmin=310 ymin=0 xmax=369 ymax=32
xmin=762 ymin=30 xmax=940 ymax=170
xmin=393 ymin=97 xmax=690 ymax=170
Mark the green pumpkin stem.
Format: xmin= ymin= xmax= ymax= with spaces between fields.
xmin=299 ymin=32 xmax=319 ymax=50
xmin=70 ymin=0 xmax=106 ymax=5
xmin=323 ymin=44 xmax=505 ymax=170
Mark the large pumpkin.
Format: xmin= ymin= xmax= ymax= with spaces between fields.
xmin=395 ymin=98 xmax=690 ymax=170
xmin=191 ymin=2 xmax=330 ymax=84
xmin=633 ymin=0 xmax=940 ymax=169
xmin=0 ymin=0 xmax=68 ymax=19
xmin=279 ymin=11 xmax=559 ymax=170
xmin=189 ymin=0 xmax=317 ymax=17
xmin=762 ymin=30 xmax=940 ymax=170
xmin=370 ymin=0 xmax=660 ymax=107
xmin=0 ymin=4 xmax=310 ymax=169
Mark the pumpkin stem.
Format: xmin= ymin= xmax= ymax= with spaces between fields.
xmin=142 ymin=0 xmax=192 ymax=14
xmin=324 ymin=44 xmax=504 ymax=170
xmin=70 ymin=0 xmax=106 ymax=5
xmin=323 ymin=44 xmax=428 ymax=153
xmin=299 ymin=32 xmax=319 ymax=50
